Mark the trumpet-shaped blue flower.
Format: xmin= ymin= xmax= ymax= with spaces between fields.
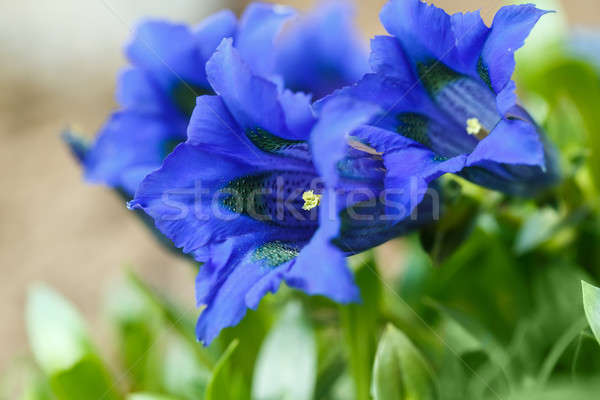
xmin=66 ymin=4 xmax=293 ymax=196
xmin=129 ymin=40 xmax=439 ymax=344
xmin=65 ymin=2 xmax=368 ymax=197
xmin=323 ymin=0 xmax=560 ymax=196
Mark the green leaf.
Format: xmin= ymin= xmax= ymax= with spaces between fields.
xmin=127 ymin=393 xmax=182 ymax=400
xmin=105 ymin=278 xmax=162 ymax=391
xmin=341 ymin=254 xmax=381 ymax=400
xmin=48 ymin=357 xmax=121 ymax=400
xmin=26 ymin=283 xmax=90 ymax=373
xmin=522 ymin=58 xmax=600 ymax=193
xmin=371 ymin=324 xmax=436 ymax=400
xmin=217 ymin=298 xmax=272 ymax=383
xmin=8 ymin=368 xmax=52 ymax=400
xmin=432 ymin=226 xmax=529 ymax=342
xmin=21 ymin=379 xmax=53 ymax=400
xmin=507 ymin=379 xmax=600 ymax=400
xmin=252 ymin=302 xmax=317 ymax=400
xmin=26 ymin=283 xmax=120 ymax=400
xmin=425 ymin=299 xmax=503 ymax=358
xmin=537 ymin=317 xmax=587 ymax=386
xmin=162 ymin=338 xmax=210 ymax=400
xmin=205 ymin=340 xmax=240 ymax=400
xmin=419 ymin=184 xmax=480 ymax=265
xmin=582 ymin=281 xmax=600 ymax=346
xmin=125 ymin=270 xmax=215 ymax=370
xmin=515 ymin=208 xmax=562 ymax=254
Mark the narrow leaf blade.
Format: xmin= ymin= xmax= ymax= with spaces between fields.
xmin=582 ymin=281 xmax=600 ymax=345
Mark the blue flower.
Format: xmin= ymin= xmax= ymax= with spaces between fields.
xmin=322 ymin=0 xmax=560 ymax=196
xmin=65 ymin=2 xmax=369 ymax=198
xmin=129 ymin=39 xmax=436 ymax=344
xmin=65 ymin=4 xmax=294 ymax=196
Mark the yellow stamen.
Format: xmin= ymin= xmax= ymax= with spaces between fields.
xmin=302 ymin=190 xmax=321 ymax=211
xmin=466 ymin=117 xmax=483 ymax=135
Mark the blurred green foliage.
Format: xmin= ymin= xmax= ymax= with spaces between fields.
xmin=4 ymin=1 xmax=600 ymax=399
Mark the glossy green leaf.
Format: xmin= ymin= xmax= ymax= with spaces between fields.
xmin=582 ymin=281 xmax=600 ymax=346
xmin=371 ymin=324 xmax=436 ymax=400
xmin=205 ymin=340 xmax=240 ymax=400
xmin=26 ymin=283 xmax=120 ymax=400
xmin=252 ymin=302 xmax=316 ymax=400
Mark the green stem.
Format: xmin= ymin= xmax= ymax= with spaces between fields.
xmin=570 ymin=333 xmax=584 ymax=380
xmin=340 ymin=259 xmax=381 ymax=400
xmin=537 ymin=317 xmax=587 ymax=387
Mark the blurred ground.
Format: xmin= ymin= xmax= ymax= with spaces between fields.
xmin=0 ymin=0 xmax=598 ymax=372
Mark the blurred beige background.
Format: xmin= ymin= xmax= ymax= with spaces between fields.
xmin=1 ymin=0 xmax=598 ymax=372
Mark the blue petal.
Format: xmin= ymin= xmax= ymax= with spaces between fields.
xmin=116 ymin=68 xmax=165 ymax=113
xmin=188 ymin=95 xmax=314 ymax=168
xmin=466 ymin=118 xmax=544 ymax=168
xmin=311 ymin=97 xmax=381 ymax=185
xmin=369 ymin=35 xmax=413 ymax=79
xmin=383 ymin=142 xmax=466 ymax=221
xmin=126 ymin=20 xmax=209 ymax=90
xmin=206 ymin=38 xmax=300 ymax=139
xmin=496 ymin=80 xmax=517 ymax=115
xmin=317 ymin=73 xmax=436 ymax=133
xmin=186 ymin=95 xmax=262 ymax=163
xmin=312 ymin=97 xmax=460 ymax=247
xmin=379 ymin=0 xmax=489 ymax=77
xmin=129 ymin=143 xmax=258 ymax=257
xmin=274 ymin=1 xmax=369 ymax=99
xmin=193 ymin=10 xmax=237 ymax=62
xmin=196 ymin=236 xmax=294 ymax=345
xmin=129 ymin=140 xmax=318 ymax=259
xmin=285 ymin=208 xmax=360 ymax=303
xmin=481 ymin=4 xmax=550 ymax=92
xmin=236 ymin=3 xmax=296 ymax=78
xmin=461 ymin=116 xmax=555 ymax=196
xmin=318 ymin=73 xmax=471 ymax=157
xmin=85 ymin=111 xmax=177 ymax=196
xmin=279 ymin=90 xmax=317 ymax=136
xmin=344 ymin=124 xmax=465 ymax=225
